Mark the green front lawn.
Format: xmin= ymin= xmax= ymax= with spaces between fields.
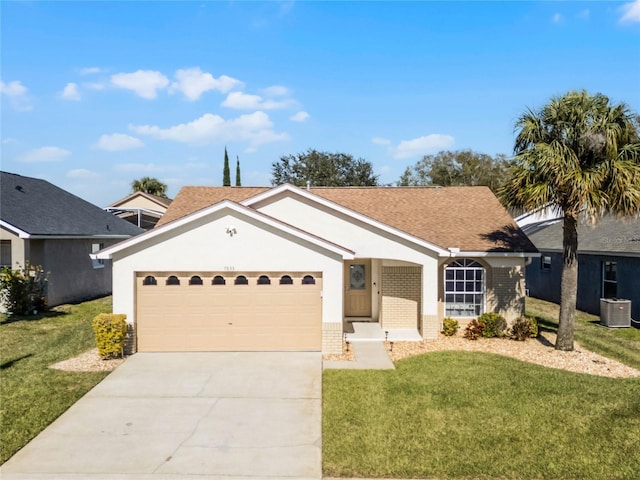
xmin=0 ymin=297 xmax=112 ymax=464
xmin=323 ymin=298 xmax=640 ymax=479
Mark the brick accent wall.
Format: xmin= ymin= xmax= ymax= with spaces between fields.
xmin=380 ymin=266 xmax=421 ymax=330
xmin=421 ymin=314 xmax=439 ymax=340
xmin=322 ymin=322 xmax=343 ymax=355
xmin=125 ymin=323 xmax=137 ymax=355
xmin=487 ymin=266 xmax=525 ymax=322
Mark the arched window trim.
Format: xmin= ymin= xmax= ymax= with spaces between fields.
xmin=257 ymin=275 xmax=271 ymax=285
xmin=189 ymin=275 xmax=203 ymax=285
xmin=234 ymin=275 xmax=248 ymax=285
xmin=143 ymin=275 xmax=157 ymax=286
xmin=212 ymin=275 xmax=226 ymax=285
xmin=166 ymin=275 xmax=180 ymax=286
xmin=444 ymin=258 xmax=485 ymax=317
xmin=279 ymin=275 xmax=293 ymax=285
xmin=302 ymin=275 xmax=316 ymax=285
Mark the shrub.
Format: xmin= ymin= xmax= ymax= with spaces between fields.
xmin=0 ymin=262 xmax=47 ymax=315
xmin=92 ymin=314 xmax=127 ymax=359
xmin=510 ymin=316 xmax=539 ymax=341
xmin=478 ymin=312 xmax=507 ymax=338
xmin=442 ymin=317 xmax=460 ymax=336
xmin=463 ymin=319 xmax=484 ymax=340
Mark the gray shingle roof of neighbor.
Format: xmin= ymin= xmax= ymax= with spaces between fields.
xmin=1 ymin=171 xmax=144 ymax=237
xmin=523 ymin=214 xmax=640 ymax=255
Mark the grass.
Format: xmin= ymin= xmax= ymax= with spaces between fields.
xmin=0 ymin=297 xmax=112 ymax=464
xmin=323 ymin=298 xmax=640 ymax=479
xmin=526 ymin=296 xmax=640 ymax=369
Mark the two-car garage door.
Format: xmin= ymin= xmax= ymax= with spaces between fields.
xmin=135 ymin=272 xmax=322 ymax=352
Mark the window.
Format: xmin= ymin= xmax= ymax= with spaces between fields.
xmin=166 ymin=275 xmax=180 ymax=285
xmin=212 ymin=275 xmax=226 ymax=285
xmin=302 ymin=275 xmax=316 ymax=285
xmin=444 ymin=259 xmax=485 ymax=317
xmin=91 ymin=243 xmax=104 ymax=269
xmin=143 ymin=275 xmax=157 ymax=286
xmin=0 ymin=240 xmax=11 ymax=268
xmin=602 ymin=261 xmax=617 ymax=298
xmin=189 ymin=275 xmax=203 ymax=285
xmin=541 ymin=256 xmax=551 ymax=270
xmin=279 ymin=275 xmax=293 ymax=285
xmin=234 ymin=275 xmax=248 ymax=285
xmin=257 ymin=275 xmax=271 ymax=285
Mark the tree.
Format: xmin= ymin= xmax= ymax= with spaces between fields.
xmin=235 ymin=156 xmax=241 ymax=186
xmin=223 ymin=147 xmax=231 ymax=186
xmin=271 ymin=149 xmax=379 ymax=187
xmin=500 ymin=90 xmax=640 ymax=351
xmin=399 ymin=150 xmax=511 ymax=194
xmin=131 ymin=177 xmax=168 ymax=198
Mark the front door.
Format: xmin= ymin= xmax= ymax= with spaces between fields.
xmin=344 ymin=260 xmax=372 ymax=317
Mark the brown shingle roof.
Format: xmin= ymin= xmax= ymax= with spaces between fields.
xmin=157 ymin=185 xmax=536 ymax=253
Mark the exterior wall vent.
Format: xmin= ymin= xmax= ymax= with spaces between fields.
xmin=599 ymin=298 xmax=631 ymax=328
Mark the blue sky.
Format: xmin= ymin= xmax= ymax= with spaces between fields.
xmin=2 ymin=1 xmax=639 ymax=207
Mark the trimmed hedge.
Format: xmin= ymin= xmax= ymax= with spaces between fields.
xmin=92 ymin=313 xmax=127 ymax=359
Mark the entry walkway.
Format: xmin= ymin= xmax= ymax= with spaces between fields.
xmin=323 ymin=322 xmax=421 ymax=370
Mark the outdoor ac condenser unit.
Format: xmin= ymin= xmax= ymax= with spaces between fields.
xmin=600 ymin=299 xmax=631 ymax=328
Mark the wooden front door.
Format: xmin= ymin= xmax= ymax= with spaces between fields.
xmin=344 ymin=260 xmax=371 ymax=317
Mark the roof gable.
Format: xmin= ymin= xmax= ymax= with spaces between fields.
xmin=0 ymin=171 xmax=144 ymax=237
xmin=159 ymin=184 xmax=536 ymax=253
xmin=96 ymin=199 xmax=355 ymax=260
xmin=108 ymin=191 xmax=172 ymax=209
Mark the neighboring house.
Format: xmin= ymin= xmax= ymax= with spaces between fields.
xmin=0 ymin=172 xmax=144 ymax=309
xmin=520 ymin=215 xmax=640 ymax=323
xmin=95 ymin=184 xmax=537 ymax=355
xmin=106 ymin=191 xmax=172 ymax=230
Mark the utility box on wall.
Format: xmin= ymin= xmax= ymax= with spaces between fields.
xmin=600 ymin=298 xmax=631 ymax=328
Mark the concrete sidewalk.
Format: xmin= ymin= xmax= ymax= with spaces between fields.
xmin=1 ymin=352 xmax=322 ymax=480
xmin=324 ymin=341 xmax=395 ymax=370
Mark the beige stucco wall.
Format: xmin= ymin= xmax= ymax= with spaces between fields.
xmin=113 ymin=195 xmax=168 ymax=212
xmin=111 ymin=208 xmax=345 ymax=334
xmin=0 ymin=227 xmax=26 ymax=269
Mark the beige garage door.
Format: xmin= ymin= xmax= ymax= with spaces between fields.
xmin=135 ymin=272 xmax=322 ymax=352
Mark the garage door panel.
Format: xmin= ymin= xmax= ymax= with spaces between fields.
xmin=136 ymin=272 xmax=321 ymax=352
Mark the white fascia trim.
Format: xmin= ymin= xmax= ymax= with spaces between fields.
xmin=95 ymin=199 xmax=355 ymax=260
xmin=241 ymin=183 xmax=451 ymax=256
xmin=0 ymin=220 xmax=31 ymax=238
xmin=444 ymin=251 xmax=541 ymax=258
xmin=28 ymin=235 xmax=133 ymax=240
xmin=539 ymin=248 xmax=640 ymax=258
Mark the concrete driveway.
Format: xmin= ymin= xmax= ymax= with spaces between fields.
xmin=1 ymin=352 xmax=322 ymax=480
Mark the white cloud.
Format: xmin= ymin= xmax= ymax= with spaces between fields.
xmin=94 ymin=133 xmax=144 ymax=151
xmin=0 ymin=80 xmax=32 ymax=111
xmin=110 ymin=70 xmax=169 ymax=99
xmin=620 ymin=0 xmax=640 ymax=23
xmin=372 ymin=137 xmax=392 ymax=146
xmin=19 ymin=146 xmax=71 ymax=163
xmin=2 ymin=137 xmax=19 ymax=144
xmin=170 ymin=67 xmax=243 ymax=100
xmin=61 ymin=82 xmax=81 ymax=100
xmin=130 ymin=111 xmax=288 ymax=147
xmin=552 ymin=13 xmax=563 ymax=24
xmin=114 ymin=163 xmax=176 ymax=173
xmin=67 ymin=168 xmax=100 ymax=179
xmin=577 ymin=9 xmax=590 ymax=20
xmin=393 ymin=134 xmax=455 ymax=159
xmin=80 ymin=67 xmax=103 ymax=75
xmin=290 ymin=111 xmax=309 ymax=122
xmin=84 ymin=82 xmax=106 ymax=90
xmin=261 ymin=85 xmax=290 ymax=97
xmin=221 ymin=91 xmax=295 ymax=110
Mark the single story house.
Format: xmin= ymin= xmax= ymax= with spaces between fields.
xmin=521 ymin=214 xmax=640 ymax=323
xmin=95 ymin=184 xmax=537 ymax=354
xmin=106 ymin=191 xmax=172 ymax=230
xmin=1 ymin=171 xmax=144 ymax=308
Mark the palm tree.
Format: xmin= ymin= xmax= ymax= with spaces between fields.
xmin=501 ymin=90 xmax=640 ymax=351
xmin=131 ymin=177 xmax=168 ymax=198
